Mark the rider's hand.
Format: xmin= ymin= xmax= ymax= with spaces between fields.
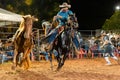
xmin=53 ymin=15 xmax=62 ymax=21
xmin=53 ymin=16 xmax=57 ymax=21
xmin=56 ymin=15 xmax=62 ymax=18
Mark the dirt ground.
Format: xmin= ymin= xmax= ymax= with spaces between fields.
xmin=0 ymin=58 xmax=120 ymax=80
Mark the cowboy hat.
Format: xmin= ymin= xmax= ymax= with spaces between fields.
xmin=59 ymin=2 xmax=71 ymax=8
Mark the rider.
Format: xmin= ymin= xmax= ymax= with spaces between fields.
xmin=46 ymin=2 xmax=80 ymax=50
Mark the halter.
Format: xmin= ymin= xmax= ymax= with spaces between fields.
xmin=67 ymin=13 xmax=79 ymax=29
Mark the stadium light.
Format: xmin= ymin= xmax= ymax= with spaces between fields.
xmin=116 ymin=5 xmax=120 ymax=10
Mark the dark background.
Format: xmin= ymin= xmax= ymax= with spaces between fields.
xmin=59 ymin=0 xmax=119 ymax=30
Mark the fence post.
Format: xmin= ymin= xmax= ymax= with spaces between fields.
xmin=37 ymin=29 xmax=40 ymax=47
xmin=91 ymin=30 xmax=93 ymax=37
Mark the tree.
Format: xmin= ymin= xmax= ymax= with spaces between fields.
xmin=0 ymin=0 xmax=60 ymax=29
xmin=31 ymin=0 xmax=60 ymax=28
xmin=102 ymin=11 xmax=120 ymax=30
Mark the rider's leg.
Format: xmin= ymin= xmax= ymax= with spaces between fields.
xmin=72 ymin=34 xmax=80 ymax=50
xmin=43 ymin=52 xmax=49 ymax=61
xmin=110 ymin=53 xmax=119 ymax=64
xmin=104 ymin=53 xmax=111 ymax=65
xmin=47 ymin=30 xmax=58 ymax=44
xmin=53 ymin=49 xmax=58 ymax=57
xmin=111 ymin=53 xmax=118 ymax=60
xmin=47 ymin=24 xmax=61 ymax=36
xmin=105 ymin=57 xmax=111 ymax=65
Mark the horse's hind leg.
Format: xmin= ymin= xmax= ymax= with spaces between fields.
xmin=12 ymin=49 xmax=18 ymax=70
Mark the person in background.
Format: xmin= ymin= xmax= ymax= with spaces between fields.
xmin=100 ymin=31 xmax=119 ymax=65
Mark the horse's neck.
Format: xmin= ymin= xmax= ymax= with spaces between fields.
xmin=24 ymin=26 xmax=32 ymax=39
xmin=68 ymin=15 xmax=79 ymax=28
xmin=61 ymin=31 xmax=69 ymax=45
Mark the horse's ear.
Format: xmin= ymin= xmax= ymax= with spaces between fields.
xmin=23 ymin=15 xmax=31 ymax=19
xmin=73 ymin=13 xmax=78 ymax=22
xmin=22 ymin=16 xmax=25 ymax=20
xmin=32 ymin=16 xmax=38 ymax=21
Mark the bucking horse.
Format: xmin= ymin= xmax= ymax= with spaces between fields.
xmin=12 ymin=15 xmax=38 ymax=70
xmin=40 ymin=13 xmax=80 ymax=71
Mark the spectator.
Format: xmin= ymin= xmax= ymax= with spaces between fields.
xmin=100 ymin=31 xmax=119 ymax=65
xmin=88 ymin=37 xmax=95 ymax=48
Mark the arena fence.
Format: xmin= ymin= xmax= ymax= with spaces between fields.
xmin=1 ymin=26 xmax=120 ymax=61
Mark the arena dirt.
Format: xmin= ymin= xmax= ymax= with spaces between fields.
xmin=0 ymin=58 xmax=120 ymax=80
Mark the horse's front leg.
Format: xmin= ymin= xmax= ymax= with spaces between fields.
xmin=20 ymin=48 xmax=30 ymax=70
xmin=56 ymin=51 xmax=63 ymax=71
xmin=57 ymin=57 xmax=62 ymax=70
xmin=12 ymin=49 xmax=18 ymax=70
xmin=49 ymin=53 xmax=53 ymax=71
xmin=25 ymin=48 xmax=32 ymax=70
xmin=61 ymin=52 xmax=68 ymax=67
xmin=57 ymin=51 xmax=69 ymax=71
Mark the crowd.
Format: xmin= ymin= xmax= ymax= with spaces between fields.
xmin=0 ymin=40 xmax=14 ymax=63
xmin=80 ymin=30 xmax=120 ymax=65
xmin=33 ymin=29 xmax=120 ymax=66
xmin=0 ymin=30 xmax=120 ymax=65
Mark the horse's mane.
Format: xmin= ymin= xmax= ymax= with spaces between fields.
xmin=19 ymin=19 xmax=25 ymax=31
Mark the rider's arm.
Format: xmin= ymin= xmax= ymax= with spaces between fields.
xmin=56 ymin=11 xmax=67 ymax=21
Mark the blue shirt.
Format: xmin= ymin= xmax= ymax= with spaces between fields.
xmin=57 ymin=10 xmax=73 ymax=26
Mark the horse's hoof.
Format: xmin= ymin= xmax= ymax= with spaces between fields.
xmin=55 ymin=69 xmax=59 ymax=72
xmin=56 ymin=66 xmax=61 ymax=71
xmin=50 ymin=66 xmax=53 ymax=71
xmin=117 ymin=58 xmax=120 ymax=65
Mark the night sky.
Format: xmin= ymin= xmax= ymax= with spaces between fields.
xmin=60 ymin=0 xmax=119 ymax=30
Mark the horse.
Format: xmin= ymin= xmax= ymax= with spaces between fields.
xmin=12 ymin=15 xmax=38 ymax=70
xmin=39 ymin=26 xmax=72 ymax=71
xmin=40 ymin=13 xmax=80 ymax=71
xmin=53 ymin=28 xmax=72 ymax=70
xmin=55 ymin=14 xmax=81 ymax=70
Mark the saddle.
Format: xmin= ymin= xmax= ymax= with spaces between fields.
xmin=58 ymin=26 xmax=64 ymax=34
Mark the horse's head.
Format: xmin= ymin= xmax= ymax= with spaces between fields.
xmin=22 ymin=15 xmax=38 ymax=38
xmin=23 ymin=15 xmax=38 ymax=29
xmin=67 ymin=13 xmax=79 ymax=29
